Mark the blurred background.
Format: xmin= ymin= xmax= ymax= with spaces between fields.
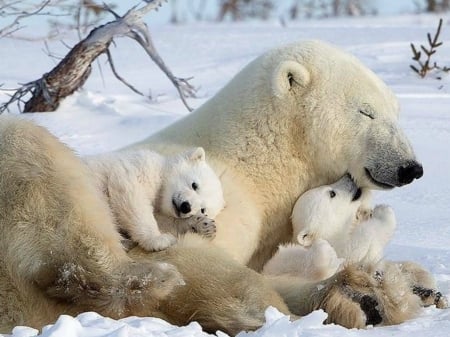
xmin=1 ymin=0 xmax=449 ymax=40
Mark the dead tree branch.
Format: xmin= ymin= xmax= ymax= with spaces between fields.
xmin=410 ymin=18 xmax=450 ymax=78
xmin=0 ymin=0 xmax=196 ymax=113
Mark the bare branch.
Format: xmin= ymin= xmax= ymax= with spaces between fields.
xmin=0 ymin=0 xmax=196 ymax=113
xmin=0 ymin=79 xmax=52 ymax=114
xmin=102 ymin=2 xmax=121 ymax=19
xmin=125 ymin=25 xmax=196 ymax=111
xmin=105 ymin=49 xmax=147 ymax=97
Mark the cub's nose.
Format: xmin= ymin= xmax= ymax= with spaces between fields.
xmin=179 ymin=201 xmax=191 ymax=214
xmin=398 ymin=162 xmax=423 ymax=185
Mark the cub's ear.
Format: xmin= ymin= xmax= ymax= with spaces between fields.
xmin=272 ymin=60 xmax=310 ymax=97
xmin=186 ymin=147 xmax=206 ymax=162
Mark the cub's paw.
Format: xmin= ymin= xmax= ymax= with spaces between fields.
xmin=356 ymin=206 xmax=373 ymax=222
xmin=372 ymin=205 xmax=395 ymax=223
xmin=139 ymin=233 xmax=177 ymax=252
xmin=188 ymin=214 xmax=217 ymax=239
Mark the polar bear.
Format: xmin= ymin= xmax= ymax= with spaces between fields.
xmin=0 ymin=40 xmax=429 ymax=332
xmin=262 ymin=175 xmax=397 ymax=280
xmin=83 ymin=147 xmax=224 ymax=251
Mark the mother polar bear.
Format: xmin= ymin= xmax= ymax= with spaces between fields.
xmin=135 ymin=39 xmax=423 ymax=319
xmin=138 ymin=40 xmax=422 ymax=268
xmin=0 ymin=40 xmax=424 ymax=334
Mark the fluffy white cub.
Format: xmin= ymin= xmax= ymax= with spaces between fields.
xmin=263 ymin=175 xmax=396 ymax=281
xmin=84 ymin=147 xmax=225 ymax=251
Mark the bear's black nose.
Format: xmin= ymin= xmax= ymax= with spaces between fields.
xmin=180 ymin=201 xmax=191 ymax=214
xmin=398 ymin=162 xmax=423 ymax=185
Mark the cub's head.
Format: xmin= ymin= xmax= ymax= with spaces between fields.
xmin=292 ymin=175 xmax=363 ymax=246
xmin=160 ymin=147 xmax=225 ymax=219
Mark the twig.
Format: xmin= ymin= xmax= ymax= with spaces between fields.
xmin=125 ymin=26 xmax=196 ymax=111
xmin=410 ymin=18 xmax=449 ymax=78
xmin=0 ymin=79 xmax=52 ymax=114
xmin=105 ymin=49 xmax=147 ymax=97
xmin=42 ymin=40 xmax=63 ymax=63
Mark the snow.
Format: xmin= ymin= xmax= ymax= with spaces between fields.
xmin=1 ymin=12 xmax=450 ymax=337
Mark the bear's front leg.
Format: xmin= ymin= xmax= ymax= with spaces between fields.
xmin=393 ymin=261 xmax=448 ymax=309
xmin=43 ymin=256 xmax=185 ymax=318
xmin=269 ymin=263 xmax=423 ymax=328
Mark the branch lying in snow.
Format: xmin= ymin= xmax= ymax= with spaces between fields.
xmin=0 ymin=0 xmax=196 ymax=113
xmin=0 ymin=79 xmax=52 ymax=114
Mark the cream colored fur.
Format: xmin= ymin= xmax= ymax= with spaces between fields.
xmin=263 ymin=176 xmax=396 ymax=281
xmin=84 ymin=150 xmax=175 ymax=251
xmin=83 ymin=147 xmax=223 ymax=251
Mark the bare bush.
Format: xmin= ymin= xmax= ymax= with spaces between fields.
xmin=410 ymin=18 xmax=450 ymax=78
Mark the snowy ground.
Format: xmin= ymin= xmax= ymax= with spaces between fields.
xmin=1 ymin=12 xmax=450 ymax=337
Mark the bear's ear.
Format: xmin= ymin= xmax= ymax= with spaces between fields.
xmin=272 ymin=60 xmax=310 ymax=97
xmin=186 ymin=147 xmax=206 ymax=162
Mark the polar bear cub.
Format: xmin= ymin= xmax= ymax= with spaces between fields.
xmin=84 ymin=147 xmax=225 ymax=252
xmin=263 ymin=174 xmax=396 ymax=281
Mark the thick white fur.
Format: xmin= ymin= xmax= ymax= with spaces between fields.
xmin=263 ymin=239 xmax=344 ymax=281
xmin=136 ymin=40 xmax=420 ymax=269
xmin=84 ymin=148 xmax=225 ymax=251
xmin=263 ymin=176 xmax=396 ymax=280
xmin=293 ymin=176 xmax=396 ymax=265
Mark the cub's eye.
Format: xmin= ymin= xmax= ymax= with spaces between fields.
xmin=192 ymin=182 xmax=198 ymax=191
xmin=359 ymin=109 xmax=374 ymax=120
xmin=329 ymin=190 xmax=336 ymax=198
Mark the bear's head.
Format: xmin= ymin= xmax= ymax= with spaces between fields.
xmin=159 ymin=147 xmax=225 ymax=219
xmin=292 ymin=175 xmax=363 ymax=246
xmin=266 ymin=40 xmax=422 ymax=190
